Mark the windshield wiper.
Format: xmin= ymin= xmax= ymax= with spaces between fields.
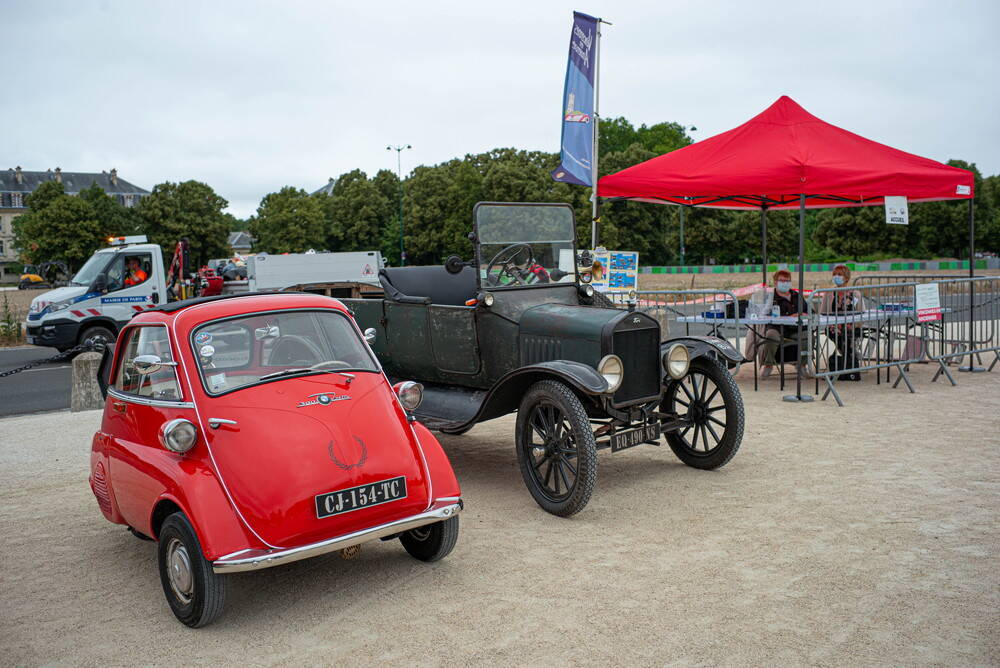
xmin=258 ymin=367 xmax=356 ymax=384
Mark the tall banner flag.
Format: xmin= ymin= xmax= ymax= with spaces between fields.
xmin=551 ymin=12 xmax=599 ymax=187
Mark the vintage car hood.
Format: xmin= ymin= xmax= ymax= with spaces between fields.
xmin=202 ymin=373 xmax=432 ymax=548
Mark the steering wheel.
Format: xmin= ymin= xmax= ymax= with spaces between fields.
xmin=485 ymin=243 xmax=534 ymax=286
xmin=269 ymin=335 xmax=325 ymax=366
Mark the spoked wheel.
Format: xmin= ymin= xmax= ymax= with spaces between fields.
xmin=515 ymin=380 xmax=597 ymax=517
xmin=662 ymin=357 xmax=744 ymax=470
xmin=157 ymin=512 xmax=226 ymax=628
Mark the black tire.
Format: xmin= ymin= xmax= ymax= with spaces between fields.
xmin=438 ymin=424 xmax=473 ymax=436
xmin=157 ymin=512 xmax=226 ymax=628
xmin=79 ymin=325 xmax=116 ymax=352
xmin=399 ymin=516 xmax=460 ymax=562
xmin=515 ymin=380 xmax=598 ymax=517
xmin=662 ymin=356 xmax=745 ymax=470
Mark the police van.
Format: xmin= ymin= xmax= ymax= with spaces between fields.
xmin=25 ymin=236 xmax=166 ymax=351
xmin=25 ymin=236 xmax=385 ymax=352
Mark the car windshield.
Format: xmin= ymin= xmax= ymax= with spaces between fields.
xmin=70 ymin=252 xmax=113 ymax=287
xmin=475 ymin=203 xmax=577 ymax=289
xmin=192 ymin=309 xmax=379 ymax=396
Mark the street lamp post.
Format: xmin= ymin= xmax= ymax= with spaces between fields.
xmin=387 ymin=144 xmax=411 ymax=266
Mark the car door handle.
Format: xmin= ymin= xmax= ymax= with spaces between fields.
xmin=112 ymin=401 xmax=127 ymax=414
xmin=208 ymin=418 xmax=238 ymax=429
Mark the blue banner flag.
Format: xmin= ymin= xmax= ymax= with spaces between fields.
xmin=552 ymin=11 xmax=599 ymax=187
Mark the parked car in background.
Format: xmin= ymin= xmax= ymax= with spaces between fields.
xmin=90 ymin=292 xmax=462 ymax=627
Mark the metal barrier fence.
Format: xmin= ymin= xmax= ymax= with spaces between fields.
xmin=853 ymin=274 xmax=982 ymax=287
xmin=807 ymin=276 xmax=1000 ymax=405
xmin=921 ymin=276 xmax=1000 ymax=384
xmin=607 ymin=289 xmax=743 ymax=356
xmin=807 ymin=281 xmax=925 ymax=406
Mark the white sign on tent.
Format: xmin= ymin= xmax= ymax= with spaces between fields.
xmin=885 ymin=196 xmax=909 ymax=225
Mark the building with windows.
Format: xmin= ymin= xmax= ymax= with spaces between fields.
xmin=0 ymin=166 xmax=150 ymax=279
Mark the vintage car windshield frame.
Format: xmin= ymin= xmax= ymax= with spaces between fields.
xmin=190 ymin=308 xmax=382 ymax=398
xmin=473 ymin=201 xmax=579 ymax=291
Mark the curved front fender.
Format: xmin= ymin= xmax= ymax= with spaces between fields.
xmin=468 ymin=360 xmax=609 ymax=426
xmin=664 ymin=335 xmax=745 ymax=368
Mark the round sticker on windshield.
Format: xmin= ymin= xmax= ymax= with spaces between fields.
xmin=199 ymin=344 xmax=216 ymax=358
xmin=195 ymin=332 xmax=213 ymax=345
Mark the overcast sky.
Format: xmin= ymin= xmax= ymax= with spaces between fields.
xmin=5 ymin=0 xmax=998 ymax=218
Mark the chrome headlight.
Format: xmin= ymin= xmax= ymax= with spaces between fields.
xmin=579 ymin=283 xmax=594 ymax=298
xmin=395 ymin=381 xmax=423 ymax=410
xmin=160 ymin=419 xmax=198 ymax=453
xmin=597 ymin=354 xmax=624 ymax=392
xmin=663 ymin=343 xmax=690 ymax=380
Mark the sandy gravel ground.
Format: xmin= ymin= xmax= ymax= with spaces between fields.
xmin=1 ymin=364 xmax=998 ymax=666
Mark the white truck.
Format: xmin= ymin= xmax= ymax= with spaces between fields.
xmin=24 ymin=236 xmax=384 ymax=352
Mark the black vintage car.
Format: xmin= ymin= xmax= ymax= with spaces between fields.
xmin=344 ymin=202 xmax=745 ymax=516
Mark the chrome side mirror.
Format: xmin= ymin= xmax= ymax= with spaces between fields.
xmin=364 ymin=328 xmax=376 ymax=343
xmin=254 ymin=324 xmax=280 ymax=340
xmin=131 ymin=354 xmax=176 ymax=375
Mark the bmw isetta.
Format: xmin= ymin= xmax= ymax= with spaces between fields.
xmin=90 ymin=292 xmax=462 ymax=627
xmin=345 ymin=202 xmax=746 ymax=517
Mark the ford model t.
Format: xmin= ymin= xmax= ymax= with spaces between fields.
xmin=345 ymin=203 xmax=745 ymax=517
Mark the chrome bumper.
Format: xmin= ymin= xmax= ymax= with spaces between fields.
xmin=212 ymin=499 xmax=462 ymax=574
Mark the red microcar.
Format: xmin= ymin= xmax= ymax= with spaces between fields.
xmin=90 ymin=293 xmax=462 ymax=627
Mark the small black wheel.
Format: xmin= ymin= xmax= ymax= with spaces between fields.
xmin=399 ymin=516 xmax=460 ymax=562
xmin=79 ymin=325 xmax=115 ymax=352
xmin=662 ymin=356 xmax=745 ymax=470
xmin=515 ymin=380 xmax=598 ymax=517
xmin=157 ymin=512 xmax=226 ymax=628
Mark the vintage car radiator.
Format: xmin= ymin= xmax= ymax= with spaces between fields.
xmin=611 ymin=324 xmax=661 ymax=406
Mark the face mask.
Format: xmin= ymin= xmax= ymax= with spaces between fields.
xmin=776 ymin=281 xmax=792 ymax=293
xmin=833 ymin=275 xmax=845 ymax=286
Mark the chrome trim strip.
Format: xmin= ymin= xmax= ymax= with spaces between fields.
xmin=107 ymin=387 xmax=194 ymax=409
xmin=212 ymin=501 xmax=462 ymax=574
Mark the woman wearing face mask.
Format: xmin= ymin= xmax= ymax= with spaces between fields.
xmin=821 ymin=264 xmax=865 ymax=360
xmin=760 ymin=269 xmax=808 ymax=379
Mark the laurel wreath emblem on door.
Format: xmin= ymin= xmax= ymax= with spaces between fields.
xmin=327 ymin=436 xmax=368 ymax=470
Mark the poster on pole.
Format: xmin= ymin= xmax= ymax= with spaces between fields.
xmin=551 ymin=12 xmax=598 ymax=187
xmin=885 ymin=196 xmax=909 ymax=225
xmin=915 ymin=282 xmax=942 ymax=322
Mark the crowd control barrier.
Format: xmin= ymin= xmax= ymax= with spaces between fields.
xmin=919 ymin=276 xmax=1000 ymax=384
xmin=806 ymin=281 xmax=926 ymax=407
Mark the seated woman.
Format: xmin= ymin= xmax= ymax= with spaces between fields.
xmin=820 ymin=264 xmax=865 ymax=366
xmin=760 ymin=269 xmax=808 ymax=379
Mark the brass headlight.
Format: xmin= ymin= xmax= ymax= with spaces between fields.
xmin=663 ymin=343 xmax=690 ymax=380
xmin=597 ymin=354 xmax=624 ymax=392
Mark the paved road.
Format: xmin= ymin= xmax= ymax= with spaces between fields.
xmin=0 ymin=346 xmax=72 ymax=417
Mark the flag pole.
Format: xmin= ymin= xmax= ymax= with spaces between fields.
xmin=591 ymin=18 xmax=610 ymax=249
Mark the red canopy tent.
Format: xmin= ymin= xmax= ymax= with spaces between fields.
xmin=597 ymin=96 xmax=978 ymax=399
xmin=598 ymin=95 xmax=974 ymax=210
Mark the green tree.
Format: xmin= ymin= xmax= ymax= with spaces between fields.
xmin=371 ymin=169 xmax=403 ymax=263
xmin=248 ymin=186 xmax=326 ymax=254
xmin=323 ymin=170 xmax=393 ymax=254
xmin=136 ymin=181 xmax=231 ymax=266
xmin=909 ymin=161 xmax=992 ymax=259
xmin=12 ymin=195 xmax=104 ymax=269
xmin=78 ymin=182 xmax=140 ymax=237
